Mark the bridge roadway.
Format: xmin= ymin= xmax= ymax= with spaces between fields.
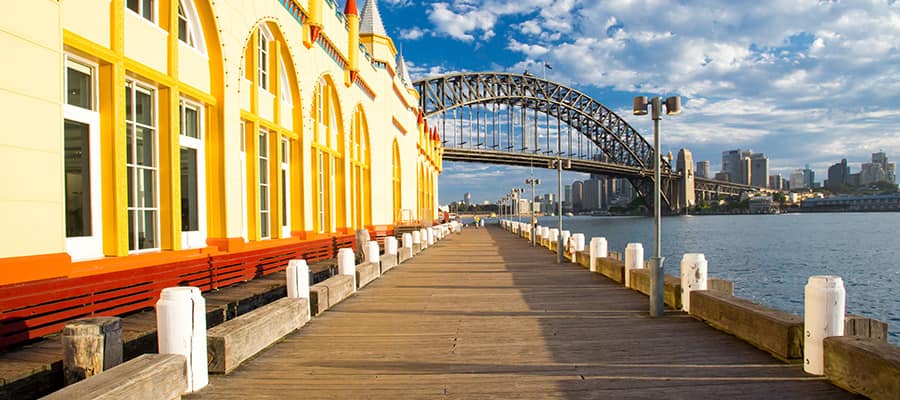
xmin=188 ymin=226 xmax=857 ymax=399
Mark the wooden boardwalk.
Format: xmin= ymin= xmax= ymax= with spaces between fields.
xmin=188 ymin=226 xmax=860 ymax=399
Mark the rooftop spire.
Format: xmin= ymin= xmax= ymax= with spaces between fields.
xmin=396 ymin=52 xmax=413 ymax=87
xmin=344 ymin=0 xmax=358 ymax=16
xmin=360 ymin=0 xmax=387 ymax=36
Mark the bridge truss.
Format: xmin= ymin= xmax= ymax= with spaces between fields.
xmin=413 ymin=72 xmax=759 ymax=211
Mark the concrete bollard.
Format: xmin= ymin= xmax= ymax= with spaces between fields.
xmin=156 ymin=286 xmax=208 ymax=392
xmin=385 ymin=236 xmax=398 ymax=255
xmin=366 ymin=241 xmax=380 ymax=265
xmin=62 ymin=317 xmax=123 ymax=385
xmin=427 ymin=228 xmax=435 ymax=245
xmin=804 ymin=275 xmax=846 ymax=375
xmin=338 ymin=248 xmax=357 ymax=290
xmin=624 ymin=243 xmax=644 ymax=288
xmin=402 ymin=233 xmax=413 ymax=249
xmin=419 ymin=229 xmax=428 ymax=248
xmin=572 ymin=233 xmax=585 ymax=253
xmin=589 ymin=238 xmax=608 ymax=272
xmin=679 ymin=253 xmax=708 ymax=312
xmin=286 ymin=260 xmax=310 ymax=300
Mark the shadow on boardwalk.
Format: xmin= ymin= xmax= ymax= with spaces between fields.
xmin=188 ymin=226 xmax=861 ymax=399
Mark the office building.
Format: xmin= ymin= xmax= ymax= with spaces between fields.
xmin=464 ymin=192 xmax=472 ymax=205
xmin=769 ymin=174 xmax=783 ymax=190
xmin=789 ymin=169 xmax=805 ymax=190
xmin=696 ymin=161 xmax=710 ymax=179
xmin=826 ymin=159 xmax=850 ymax=189
xmin=750 ymin=153 xmax=768 ymax=187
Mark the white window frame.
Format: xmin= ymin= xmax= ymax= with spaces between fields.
xmin=280 ymin=138 xmax=291 ymax=238
xmin=125 ymin=78 xmax=161 ymax=254
xmin=64 ymin=55 xmax=103 ymax=261
xmin=329 ymin=156 xmax=336 ymax=232
xmin=317 ymin=153 xmax=325 ymax=233
xmin=176 ymin=0 xmax=206 ymax=54
xmin=240 ymin=122 xmax=248 ymax=241
xmin=178 ymin=98 xmax=206 ymax=249
xmin=126 ymin=0 xmax=157 ymax=23
xmin=279 ymin=60 xmax=292 ymax=105
xmin=258 ymin=129 xmax=270 ymax=240
xmin=258 ymin=26 xmax=273 ymax=91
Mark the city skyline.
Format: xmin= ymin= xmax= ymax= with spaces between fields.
xmin=374 ymin=1 xmax=900 ymax=204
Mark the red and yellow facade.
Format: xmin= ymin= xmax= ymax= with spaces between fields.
xmin=0 ymin=0 xmax=440 ymax=288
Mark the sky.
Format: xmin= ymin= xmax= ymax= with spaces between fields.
xmin=374 ymin=0 xmax=900 ymax=205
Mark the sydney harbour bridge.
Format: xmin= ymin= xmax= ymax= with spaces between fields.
xmin=413 ymin=72 xmax=761 ymax=212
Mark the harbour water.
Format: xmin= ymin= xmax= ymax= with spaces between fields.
xmin=506 ymin=213 xmax=900 ymax=344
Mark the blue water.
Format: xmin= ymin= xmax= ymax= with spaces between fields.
xmin=499 ymin=213 xmax=900 ymax=344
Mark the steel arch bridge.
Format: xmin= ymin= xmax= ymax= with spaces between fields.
xmin=414 ymin=72 xmax=760 ymax=212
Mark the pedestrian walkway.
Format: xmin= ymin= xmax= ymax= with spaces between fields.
xmin=187 ymin=226 xmax=858 ymax=399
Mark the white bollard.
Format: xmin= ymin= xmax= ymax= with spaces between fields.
xmin=679 ymin=253 xmax=708 ymax=312
xmin=589 ymin=238 xmax=608 ymax=272
xmin=366 ymin=241 xmax=380 ymax=265
xmin=286 ymin=260 xmax=310 ymax=300
xmin=572 ymin=234 xmax=585 ymax=253
xmin=560 ymin=231 xmax=571 ymax=254
xmin=385 ymin=236 xmax=398 ymax=255
xmin=412 ymin=231 xmax=421 ymax=245
xmin=338 ymin=248 xmax=357 ymax=290
xmin=156 ymin=287 xmax=208 ymax=392
xmin=804 ymin=275 xmax=846 ymax=375
xmin=402 ymin=233 xmax=413 ymax=249
xmin=480 ymin=219 xmax=485 ymax=227
xmin=419 ymin=229 xmax=428 ymax=248
xmin=549 ymin=229 xmax=559 ymax=244
xmin=624 ymin=243 xmax=644 ymax=288
xmin=427 ymin=228 xmax=435 ymax=245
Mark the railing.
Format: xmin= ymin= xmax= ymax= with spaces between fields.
xmin=0 ymin=235 xmax=354 ymax=351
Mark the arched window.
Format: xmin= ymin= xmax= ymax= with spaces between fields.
xmin=312 ymin=77 xmax=344 ymax=234
xmin=239 ymin=22 xmax=301 ymax=241
xmin=177 ymin=0 xmax=206 ymax=53
xmin=349 ymin=106 xmax=371 ymax=229
xmin=392 ymin=139 xmax=401 ymax=224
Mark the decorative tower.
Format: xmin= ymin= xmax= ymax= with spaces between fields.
xmin=359 ymin=0 xmax=398 ymax=69
xmin=344 ymin=0 xmax=360 ymax=86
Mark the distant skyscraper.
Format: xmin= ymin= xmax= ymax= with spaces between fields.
xmin=750 ymin=153 xmax=768 ymax=187
xmin=802 ymin=165 xmax=815 ymax=188
xmin=464 ymin=192 xmax=472 ymax=205
xmin=572 ymin=181 xmax=584 ymax=211
xmin=564 ymin=185 xmax=572 ymax=206
xmin=696 ymin=161 xmax=710 ymax=179
xmin=826 ymin=159 xmax=850 ymax=189
xmin=789 ymin=169 xmax=805 ymax=190
xmin=861 ymin=152 xmax=896 ymax=185
xmin=581 ymin=178 xmax=606 ymax=210
xmin=769 ymin=174 xmax=783 ymax=190
xmin=721 ymin=149 xmax=752 ymax=184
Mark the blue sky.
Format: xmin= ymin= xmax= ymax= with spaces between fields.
xmin=375 ymin=0 xmax=900 ymax=205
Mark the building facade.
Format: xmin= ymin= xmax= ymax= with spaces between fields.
xmin=0 ymin=0 xmax=440 ymax=286
xmin=695 ymin=160 xmax=710 ymax=179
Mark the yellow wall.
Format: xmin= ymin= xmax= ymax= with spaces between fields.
xmin=0 ymin=0 xmax=440 ymax=271
xmin=0 ymin=0 xmax=65 ymax=258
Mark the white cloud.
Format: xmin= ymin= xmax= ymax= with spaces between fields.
xmin=399 ymin=27 xmax=426 ymax=40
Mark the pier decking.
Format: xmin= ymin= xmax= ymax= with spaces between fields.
xmin=188 ymin=226 xmax=859 ymax=399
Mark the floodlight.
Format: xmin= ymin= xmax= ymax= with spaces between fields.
xmin=633 ymin=96 xmax=649 ymax=115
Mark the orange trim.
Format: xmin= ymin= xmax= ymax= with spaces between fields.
xmin=392 ymin=116 xmax=407 ymax=134
xmin=69 ymin=247 xmax=216 ymax=278
xmin=0 ymin=253 xmax=72 ymax=286
xmin=207 ymin=237 xmax=246 ymax=252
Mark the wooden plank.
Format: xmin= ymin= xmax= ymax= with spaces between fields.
xmin=207 ymin=298 xmax=310 ymax=374
xmin=186 ymin=227 xmax=858 ymax=400
xmin=41 ymin=354 xmax=186 ymax=400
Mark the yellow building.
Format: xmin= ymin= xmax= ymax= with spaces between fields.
xmin=0 ymin=0 xmax=441 ymax=291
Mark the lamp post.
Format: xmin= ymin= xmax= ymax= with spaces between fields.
xmin=525 ymin=178 xmax=540 ymax=246
xmin=633 ymin=95 xmax=681 ymax=318
xmin=549 ymin=159 xmax=570 ymax=263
